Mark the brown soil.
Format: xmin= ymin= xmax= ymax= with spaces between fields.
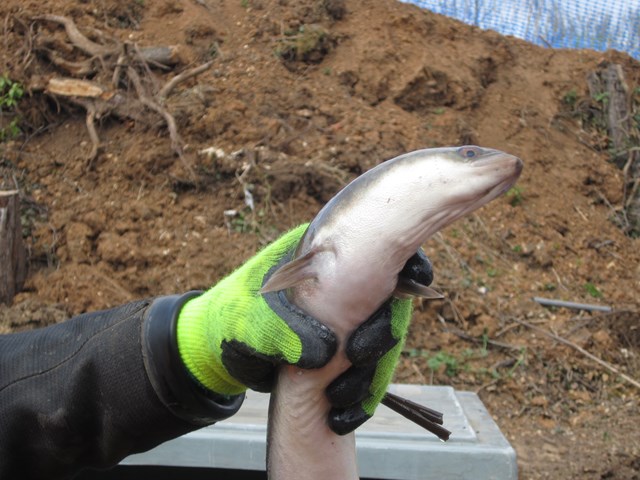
xmin=1 ymin=0 xmax=639 ymax=478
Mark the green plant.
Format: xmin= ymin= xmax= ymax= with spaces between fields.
xmin=486 ymin=267 xmax=499 ymax=278
xmin=563 ymin=88 xmax=578 ymax=107
xmin=427 ymin=351 xmax=460 ymax=377
xmin=507 ymin=347 xmax=527 ymax=377
xmin=275 ymin=25 xmax=331 ymax=63
xmin=0 ymin=75 xmax=24 ymax=141
xmin=583 ymin=282 xmax=603 ymax=298
xmin=506 ymin=185 xmax=523 ymax=206
xmin=593 ymin=91 xmax=609 ymax=104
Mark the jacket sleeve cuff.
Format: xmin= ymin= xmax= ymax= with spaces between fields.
xmin=141 ymin=292 xmax=245 ymax=426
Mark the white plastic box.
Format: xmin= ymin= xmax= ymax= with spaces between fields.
xmin=122 ymin=384 xmax=517 ymax=479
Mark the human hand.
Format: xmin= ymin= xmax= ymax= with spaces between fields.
xmin=325 ymin=249 xmax=435 ymax=434
xmin=175 ymin=224 xmax=338 ymax=396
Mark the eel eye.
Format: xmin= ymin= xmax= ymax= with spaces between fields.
xmin=457 ymin=146 xmax=482 ymax=159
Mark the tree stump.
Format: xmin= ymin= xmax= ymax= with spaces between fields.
xmin=587 ymin=63 xmax=640 ymax=235
xmin=0 ymin=190 xmax=26 ymax=305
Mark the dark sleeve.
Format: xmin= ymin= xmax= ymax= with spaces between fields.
xmin=0 ymin=292 xmax=244 ymax=480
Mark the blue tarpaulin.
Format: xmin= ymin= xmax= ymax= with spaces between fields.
xmin=404 ymin=0 xmax=640 ymax=60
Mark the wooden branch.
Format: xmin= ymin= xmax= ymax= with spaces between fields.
xmin=0 ymin=191 xmax=27 ymax=305
xmin=513 ymin=317 xmax=640 ymax=390
xmin=34 ymin=14 xmax=118 ymax=57
xmin=46 ymin=78 xmax=113 ymax=99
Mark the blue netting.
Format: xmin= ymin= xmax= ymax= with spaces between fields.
xmin=404 ymin=0 xmax=640 ymax=61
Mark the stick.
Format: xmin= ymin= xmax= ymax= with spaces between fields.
xmin=157 ymin=60 xmax=214 ymax=101
xmin=382 ymin=392 xmax=451 ymax=441
xmin=513 ymin=317 xmax=640 ymax=390
xmin=533 ymin=296 xmax=612 ymax=312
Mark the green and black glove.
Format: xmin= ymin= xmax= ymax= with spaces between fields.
xmin=326 ymin=249 xmax=434 ymax=434
xmin=175 ymin=225 xmax=433 ymax=434
xmin=176 ymin=224 xmax=337 ymax=395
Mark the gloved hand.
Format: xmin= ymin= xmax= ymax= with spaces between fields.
xmin=176 ymin=224 xmax=337 ymax=396
xmin=326 ymin=249 xmax=434 ymax=435
xmin=176 ymin=224 xmax=434 ymax=433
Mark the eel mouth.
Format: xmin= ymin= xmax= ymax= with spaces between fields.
xmin=470 ymin=153 xmax=523 ymax=201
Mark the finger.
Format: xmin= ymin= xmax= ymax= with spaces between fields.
xmin=400 ymin=248 xmax=434 ymax=287
xmin=220 ymin=339 xmax=276 ymax=392
xmin=328 ymin=405 xmax=371 ymax=436
xmin=326 ymin=364 xmax=376 ymax=408
xmin=262 ymin=287 xmax=338 ymax=369
xmin=345 ymin=300 xmax=398 ymax=367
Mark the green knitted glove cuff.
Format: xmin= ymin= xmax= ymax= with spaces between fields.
xmin=362 ymin=297 xmax=412 ymax=416
xmin=177 ymin=293 xmax=246 ymax=395
xmin=176 ymin=224 xmax=309 ymax=396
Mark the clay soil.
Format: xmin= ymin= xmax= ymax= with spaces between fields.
xmin=1 ymin=0 xmax=639 ymax=478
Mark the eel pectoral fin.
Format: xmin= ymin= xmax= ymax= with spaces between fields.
xmin=394 ymin=276 xmax=444 ymax=299
xmin=261 ymin=250 xmax=318 ymax=294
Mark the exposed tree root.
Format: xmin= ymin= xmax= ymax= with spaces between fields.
xmin=33 ymin=14 xmax=118 ymax=57
xmin=25 ymin=13 xmax=211 ymax=179
xmin=158 ymin=60 xmax=214 ymax=101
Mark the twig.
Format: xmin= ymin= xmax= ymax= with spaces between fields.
xmin=476 ymin=378 xmax=499 ymax=394
xmin=84 ymin=101 xmax=100 ymax=165
xmin=533 ymin=296 xmax=612 ymax=312
xmin=550 ymin=267 xmax=568 ymax=291
xmin=157 ymin=60 xmax=214 ymax=101
xmin=112 ymin=50 xmax=128 ymax=88
xmin=443 ymin=324 xmax=523 ymax=352
xmin=512 ymin=317 xmax=640 ymax=390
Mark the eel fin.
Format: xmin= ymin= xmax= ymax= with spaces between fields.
xmin=260 ymin=250 xmax=317 ymax=294
xmin=394 ymin=276 xmax=444 ymax=299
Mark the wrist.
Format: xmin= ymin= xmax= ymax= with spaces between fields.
xmin=142 ymin=293 xmax=245 ymax=425
xmin=177 ymin=292 xmax=246 ymax=395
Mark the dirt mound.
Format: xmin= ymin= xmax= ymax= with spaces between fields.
xmin=1 ymin=0 xmax=639 ymax=478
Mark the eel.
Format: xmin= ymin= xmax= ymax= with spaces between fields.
xmin=262 ymin=146 xmax=523 ymax=480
